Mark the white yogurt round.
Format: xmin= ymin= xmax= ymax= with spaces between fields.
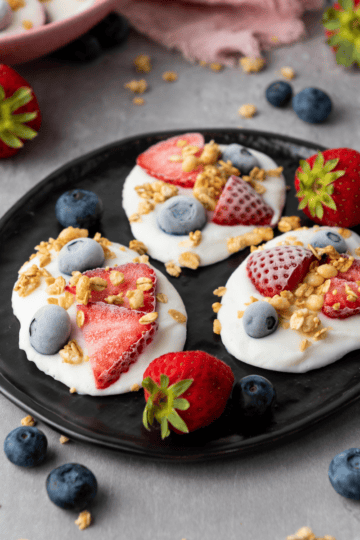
xmin=122 ymin=147 xmax=286 ymax=267
xmin=218 ymin=227 xmax=360 ymax=373
xmin=12 ymin=241 xmax=187 ymax=396
xmin=0 ymin=0 xmax=45 ymax=35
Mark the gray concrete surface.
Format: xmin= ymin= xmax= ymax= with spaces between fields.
xmin=1 ymin=11 xmax=360 ymax=540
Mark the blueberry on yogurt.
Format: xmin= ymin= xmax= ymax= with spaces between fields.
xmin=311 ymin=230 xmax=347 ymax=253
xmin=30 ymin=305 xmax=71 ymax=355
xmin=292 ymin=88 xmax=332 ymax=124
xmin=156 ymin=195 xmax=207 ymax=235
xmin=328 ymin=448 xmax=360 ymax=500
xmin=58 ymin=237 xmax=105 ymax=275
xmin=221 ymin=144 xmax=259 ymax=175
xmin=0 ymin=0 xmax=12 ymax=31
xmin=46 ymin=463 xmax=98 ymax=511
xmin=265 ymin=81 xmax=293 ymax=107
xmin=4 ymin=426 xmax=47 ymax=467
xmin=55 ymin=189 xmax=103 ymax=228
xmin=233 ymin=375 xmax=276 ymax=418
xmin=243 ymin=301 xmax=278 ymax=338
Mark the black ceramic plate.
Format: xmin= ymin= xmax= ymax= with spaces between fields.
xmin=2 ymin=128 xmax=360 ymax=462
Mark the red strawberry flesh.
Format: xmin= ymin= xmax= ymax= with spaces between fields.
xmin=136 ymin=133 xmax=205 ymax=188
xmin=322 ymin=278 xmax=360 ymax=319
xmin=212 ymin=175 xmax=274 ymax=226
xmin=66 ymin=263 xmax=157 ymax=313
xmin=246 ymin=245 xmax=316 ymax=297
xmin=79 ymin=303 xmax=157 ymax=390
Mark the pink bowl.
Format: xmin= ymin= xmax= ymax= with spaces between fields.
xmin=0 ymin=0 xmax=117 ymax=65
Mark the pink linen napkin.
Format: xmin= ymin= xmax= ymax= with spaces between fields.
xmin=115 ymin=0 xmax=324 ymax=66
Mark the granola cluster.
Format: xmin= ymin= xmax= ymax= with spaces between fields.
xmin=60 ymin=339 xmax=88 ymax=365
xmin=130 ymin=180 xmax=178 ymax=223
xmin=228 ymin=227 xmax=274 ymax=254
xmin=286 ymin=526 xmax=335 ymax=540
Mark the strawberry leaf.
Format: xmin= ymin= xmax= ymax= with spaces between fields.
xmin=1 ymin=130 xmax=23 ymax=149
xmin=160 ymin=374 xmax=169 ymax=389
xmin=322 ymin=194 xmax=337 ymax=211
xmin=12 ymin=124 xmax=38 ymax=140
xmin=315 ymin=202 xmax=324 ymax=220
xmin=13 ymin=112 xmax=37 ymax=123
xmin=338 ymin=0 xmax=354 ymax=10
xmin=298 ymin=198 xmax=309 ymax=210
xmin=8 ymin=87 xmax=33 ymax=112
xmin=160 ymin=417 xmax=170 ymax=439
xmin=173 ymin=398 xmax=190 ymax=410
xmin=323 ymin=158 xmax=339 ymax=173
xmin=323 ymin=19 xmax=341 ymax=30
xmin=169 ymin=379 xmax=193 ymax=398
xmin=142 ymin=376 xmax=159 ymax=395
xmin=167 ymin=410 xmax=189 ymax=434
xmin=336 ymin=44 xmax=354 ymax=67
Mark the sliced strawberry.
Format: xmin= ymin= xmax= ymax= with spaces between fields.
xmin=246 ymin=245 xmax=316 ymax=297
xmin=331 ymin=258 xmax=360 ymax=283
xmin=322 ymin=278 xmax=360 ymax=319
xmin=136 ymin=133 xmax=205 ymax=188
xmin=78 ymin=303 xmax=157 ymax=390
xmin=66 ymin=263 xmax=157 ymax=313
xmin=212 ymin=175 xmax=274 ymax=226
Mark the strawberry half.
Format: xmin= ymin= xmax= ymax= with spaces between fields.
xmin=246 ymin=245 xmax=316 ymax=297
xmin=142 ymin=351 xmax=234 ymax=438
xmin=295 ymin=148 xmax=360 ymax=228
xmin=322 ymin=278 xmax=360 ymax=319
xmin=136 ymin=133 xmax=205 ymax=188
xmin=78 ymin=303 xmax=157 ymax=390
xmin=66 ymin=263 xmax=157 ymax=313
xmin=323 ymin=0 xmax=360 ymax=68
xmin=0 ymin=64 xmax=41 ymax=159
xmin=212 ymin=175 xmax=274 ymax=226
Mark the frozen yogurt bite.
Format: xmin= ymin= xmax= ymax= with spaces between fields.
xmin=0 ymin=0 xmax=45 ymax=34
xmin=12 ymin=227 xmax=187 ymax=396
xmin=217 ymin=226 xmax=360 ymax=373
xmin=122 ymin=133 xmax=286 ymax=268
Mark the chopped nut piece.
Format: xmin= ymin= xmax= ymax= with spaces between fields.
xmin=165 ymin=260 xmax=182 ymax=277
xmin=136 ymin=277 xmax=154 ymax=291
xmin=126 ymin=289 xmax=144 ymax=309
xmin=213 ymin=286 xmax=226 ymax=297
xmin=89 ymin=277 xmax=108 ymax=291
xmin=76 ymin=275 xmax=92 ymax=305
xmin=162 ymin=70 xmax=178 ymax=82
xmin=21 ymin=415 xmax=35 ymax=427
xmin=238 ymin=104 xmax=257 ymax=118
xmin=134 ymin=54 xmax=152 ymax=73
xmin=281 ymin=66 xmax=295 ymax=79
xmin=300 ymin=339 xmax=311 ymax=352
xmin=338 ymin=228 xmax=352 ymax=238
xmin=60 ymin=435 xmax=70 ymax=444
xmin=213 ymin=319 xmax=221 ymax=334
xmin=189 ymin=230 xmax=202 ymax=247
xmin=168 ymin=309 xmax=187 ymax=323
xmin=139 ymin=312 xmax=158 ymax=324
xmin=104 ymin=294 xmax=124 ymax=305
xmin=129 ymin=240 xmax=147 ymax=255
xmin=182 ymin=154 xmax=200 ymax=172
xmin=239 ymin=56 xmax=265 ymax=73
xmin=212 ymin=302 xmax=222 ymax=313
xmin=227 ymin=227 xmax=273 ymax=254
xmin=124 ymin=79 xmax=147 ymax=94
xmin=131 ymin=383 xmax=141 ymax=391
xmin=278 ymin=216 xmax=301 ymax=233
xmin=110 ymin=270 xmax=124 ymax=286
xmin=75 ymin=510 xmax=92 ymax=530
xmin=156 ymin=293 xmax=168 ymax=303
xmin=317 ymin=264 xmax=338 ymax=279
xmin=178 ymin=251 xmax=200 ymax=270
xmin=76 ymin=311 xmax=85 ymax=328
xmin=237 ymin=310 xmax=244 ymax=318
xmin=60 ymin=340 xmax=85 ymax=365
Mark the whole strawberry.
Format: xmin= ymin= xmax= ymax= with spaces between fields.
xmin=323 ymin=0 xmax=360 ymax=68
xmin=142 ymin=351 xmax=234 ymax=438
xmin=295 ymin=148 xmax=360 ymax=228
xmin=0 ymin=64 xmax=41 ymax=159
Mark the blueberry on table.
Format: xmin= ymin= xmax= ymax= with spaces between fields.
xmin=243 ymin=301 xmax=278 ymax=338
xmin=50 ymin=34 xmax=103 ymax=63
xmin=329 ymin=448 xmax=360 ymax=499
xmin=46 ymin=463 xmax=97 ymax=511
xmin=221 ymin=144 xmax=259 ymax=175
xmin=55 ymin=189 xmax=103 ymax=228
xmin=89 ymin=12 xmax=129 ymax=48
xmin=29 ymin=305 xmax=71 ymax=355
xmin=156 ymin=195 xmax=207 ymax=235
xmin=265 ymin=81 xmax=293 ymax=107
xmin=292 ymin=88 xmax=332 ymax=123
xmin=4 ymin=426 xmax=47 ymax=467
xmin=233 ymin=375 xmax=276 ymax=418
xmin=58 ymin=237 xmax=105 ymax=275
xmin=311 ymin=230 xmax=347 ymax=253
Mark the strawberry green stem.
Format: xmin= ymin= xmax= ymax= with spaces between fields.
xmin=0 ymin=86 xmax=38 ymax=149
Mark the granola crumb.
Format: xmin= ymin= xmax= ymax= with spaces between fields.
xmin=209 ymin=62 xmax=223 ymax=72
xmin=286 ymin=526 xmax=335 ymax=540
xmin=162 ymin=71 xmax=178 ymax=82
xmin=139 ymin=312 xmax=158 ymax=324
xmin=281 ymin=66 xmax=295 ymax=79
xmin=69 ymin=387 xmax=77 ymax=394
xmin=131 ymin=383 xmax=141 ymax=392
xmin=75 ymin=510 xmax=92 ymax=530
xmin=189 ymin=230 xmax=202 ymax=247
xmin=60 ymin=340 xmax=86 ymax=365
xmin=133 ymin=97 xmax=145 ymax=106
xmin=237 ymin=310 xmax=244 ymax=318
xmin=134 ymin=54 xmax=152 ymax=73
xmin=212 ymin=302 xmax=222 ymax=313
xmin=21 ymin=415 xmax=35 ymax=427
xmin=156 ymin=293 xmax=168 ymax=303
xmin=213 ymin=319 xmax=221 ymax=334
xmin=59 ymin=435 xmax=70 ymax=444
xmin=129 ymin=240 xmax=148 ymax=255
xmin=124 ymin=79 xmax=147 ymax=94
xmin=168 ymin=309 xmax=187 ymax=323
xmin=165 ymin=260 xmax=182 ymax=278
xmin=338 ymin=227 xmax=352 ymax=238
xmin=239 ymin=56 xmax=265 ymax=73
xmin=8 ymin=0 xmax=25 ymax=9
xmin=238 ymin=104 xmax=257 ymax=118
xmin=178 ymin=251 xmax=200 ymax=270
xmin=213 ymin=286 xmax=226 ymax=297
xmin=22 ymin=19 xmax=33 ymax=30
xmin=278 ymin=216 xmax=301 ymax=233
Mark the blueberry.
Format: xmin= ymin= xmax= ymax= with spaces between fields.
xmin=292 ymin=88 xmax=332 ymax=123
xmin=4 ymin=426 xmax=47 ymax=467
xmin=233 ymin=375 xmax=276 ymax=418
xmin=156 ymin=195 xmax=207 ymax=235
xmin=29 ymin=305 xmax=71 ymax=355
xmin=328 ymin=448 xmax=360 ymax=500
xmin=50 ymin=34 xmax=103 ymax=63
xmin=46 ymin=463 xmax=97 ymax=511
xmin=311 ymin=230 xmax=347 ymax=253
xmin=0 ymin=0 xmax=11 ymax=31
xmin=58 ymin=237 xmax=105 ymax=275
xmin=55 ymin=189 xmax=103 ymax=228
xmin=265 ymin=80 xmax=293 ymax=107
xmin=243 ymin=301 xmax=278 ymax=338
xmin=89 ymin=12 xmax=129 ymax=48
xmin=221 ymin=144 xmax=259 ymax=175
